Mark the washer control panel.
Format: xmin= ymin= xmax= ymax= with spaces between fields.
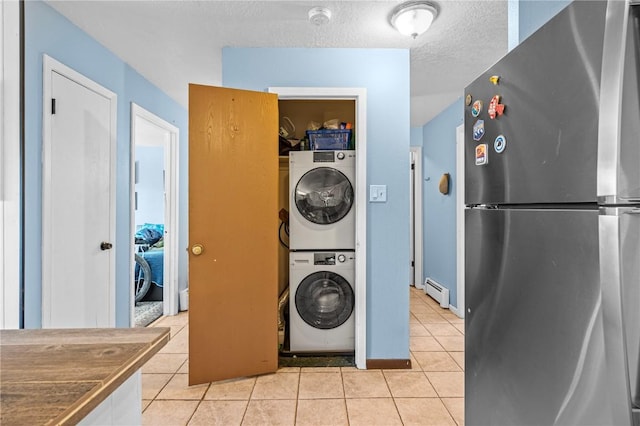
xmin=311 ymin=252 xmax=354 ymax=265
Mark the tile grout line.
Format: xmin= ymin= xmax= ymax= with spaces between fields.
xmin=293 ymin=367 xmax=301 ymax=424
xmin=381 ymin=369 xmax=405 ymax=425
xmin=142 ymin=319 xmax=187 ymax=417
xmin=339 ymin=368 xmax=351 ymax=425
xmin=239 ymin=373 xmax=258 ymax=424
xmin=183 ymin=378 xmax=212 ymax=426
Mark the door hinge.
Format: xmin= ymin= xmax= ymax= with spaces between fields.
xmin=411 ymin=261 xmax=415 ymax=267
xmin=411 ymin=163 xmax=415 ymax=170
xmin=51 ymin=98 xmax=56 ymax=115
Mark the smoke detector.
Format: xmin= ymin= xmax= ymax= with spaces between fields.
xmin=308 ymin=6 xmax=332 ymax=26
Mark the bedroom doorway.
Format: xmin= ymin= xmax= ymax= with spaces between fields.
xmin=130 ymin=104 xmax=180 ymax=327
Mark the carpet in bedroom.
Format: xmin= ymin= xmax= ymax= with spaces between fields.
xmin=135 ymin=301 xmax=163 ymax=327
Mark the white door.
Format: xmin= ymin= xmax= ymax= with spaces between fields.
xmin=410 ymin=150 xmax=415 ymax=285
xmin=455 ymin=124 xmax=465 ymax=318
xmin=42 ymin=56 xmax=117 ymax=328
xmin=409 ymin=146 xmax=423 ymax=290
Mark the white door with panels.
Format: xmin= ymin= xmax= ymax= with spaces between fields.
xmin=42 ymin=55 xmax=117 ymax=328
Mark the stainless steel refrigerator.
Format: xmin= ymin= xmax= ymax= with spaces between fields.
xmin=464 ymin=1 xmax=639 ymax=425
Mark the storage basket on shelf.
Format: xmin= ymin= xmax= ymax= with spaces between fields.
xmin=306 ymin=129 xmax=352 ymax=150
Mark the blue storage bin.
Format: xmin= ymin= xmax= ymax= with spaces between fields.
xmin=306 ymin=129 xmax=352 ymax=150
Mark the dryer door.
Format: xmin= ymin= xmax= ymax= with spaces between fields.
xmin=294 ymin=167 xmax=354 ymax=225
xmin=295 ymin=271 xmax=354 ymax=329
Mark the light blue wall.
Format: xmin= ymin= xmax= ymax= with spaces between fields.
xmin=135 ymin=146 xmax=165 ymax=226
xmin=24 ymin=1 xmax=188 ymax=328
xmin=223 ymin=48 xmax=411 ymax=359
xmin=508 ymin=0 xmax=521 ymax=51
xmin=410 ymin=127 xmax=423 ymax=147
xmin=518 ymin=0 xmax=571 ymax=44
xmin=422 ymin=99 xmax=463 ymax=308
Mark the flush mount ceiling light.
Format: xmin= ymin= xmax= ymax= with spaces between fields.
xmin=308 ymin=6 xmax=332 ymax=26
xmin=390 ymin=1 xmax=438 ymax=38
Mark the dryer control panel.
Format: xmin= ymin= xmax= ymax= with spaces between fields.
xmin=313 ymin=151 xmax=336 ymax=163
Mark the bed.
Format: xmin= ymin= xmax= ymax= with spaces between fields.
xmin=135 ymin=224 xmax=165 ymax=297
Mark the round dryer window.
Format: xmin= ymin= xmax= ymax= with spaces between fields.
xmin=294 ymin=167 xmax=354 ymax=225
xmin=295 ymin=271 xmax=354 ymax=330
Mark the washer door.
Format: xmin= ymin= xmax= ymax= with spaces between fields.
xmin=294 ymin=167 xmax=353 ymax=225
xmin=295 ymin=271 xmax=354 ymax=330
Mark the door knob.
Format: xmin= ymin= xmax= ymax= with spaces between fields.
xmin=191 ymin=244 xmax=204 ymax=256
xmin=100 ymin=242 xmax=113 ymax=250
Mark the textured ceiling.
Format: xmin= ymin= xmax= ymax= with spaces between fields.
xmin=47 ymin=0 xmax=508 ymax=126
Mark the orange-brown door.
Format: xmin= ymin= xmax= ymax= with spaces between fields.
xmin=188 ymin=84 xmax=279 ymax=385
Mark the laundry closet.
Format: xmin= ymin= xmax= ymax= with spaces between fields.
xmin=188 ymin=85 xmax=362 ymax=385
xmin=277 ymin=99 xmax=357 ymax=356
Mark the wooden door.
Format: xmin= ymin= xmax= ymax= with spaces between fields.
xmin=43 ymin=60 xmax=116 ymax=328
xmin=188 ymin=84 xmax=279 ymax=385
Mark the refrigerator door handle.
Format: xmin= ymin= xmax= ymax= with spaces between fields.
xmin=597 ymin=0 xmax=640 ymax=204
xmin=599 ymin=207 xmax=640 ymax=425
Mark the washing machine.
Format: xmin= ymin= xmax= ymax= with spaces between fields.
xmin=289 ymin=150 xmax=355 ymax=250
xmin=289 ymin=251 xmax=355 ymax=352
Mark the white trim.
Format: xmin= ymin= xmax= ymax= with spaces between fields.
xmin=130 ymin=103 xmax=180 ymax=324
xmin=410 ymin=147 xmax=424 ymax=291
xmin=42 ymin=55 xmax=117 ymax=327
xmin=1 ymin=0 xmax=21 ymax=329
xmin=454 ymin=124 xmax=465 ymax=319
xmin=269 ymin=87 xmax=368 ymax=369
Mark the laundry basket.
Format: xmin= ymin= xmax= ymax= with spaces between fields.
xmin=307 ymin=129 xmax=352 ymax=150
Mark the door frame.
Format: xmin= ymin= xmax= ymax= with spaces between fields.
xmin=454 ymin=124 xmax=465 ymax=318
xmin=130 ymin=103 xmax=180 ymax=322
xmin=410 ymin=146 xmax=424 ymax=290
xmin=269 ymin=87 xmax=367 ymax=369
xmin=41 ymin=54 xmax=117 ymax=327
xmin=1 ymin=0 xmax=21 ymax=329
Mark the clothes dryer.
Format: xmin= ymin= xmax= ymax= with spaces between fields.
xmin=289 ymin=251 xmax=355 ymax=352
xmin=289 ymin=151 xmax=355 ymax=250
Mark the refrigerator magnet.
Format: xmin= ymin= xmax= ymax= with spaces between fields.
xmin=465 ymin=94 xmax=472 ymax=106
xmin=475 ymin=144 xmax=488 ymax=165
xmin=473 ymin=119 xmax=485 ymax=141
xmin=494 ymin=134 xmax=507 ymax=153
xmin=471 ymin=100 xmax=483 ymax=117
xmin=488 ymin=95 xmax=505 ymax=119
xmin=489 ymin=75 xmax=500 ymax=85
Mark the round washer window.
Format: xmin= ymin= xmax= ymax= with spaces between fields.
xmin=295 ymin=271 xmax=354 ymax=330
xmin=295 ymin=167 xmax=353 ymax=225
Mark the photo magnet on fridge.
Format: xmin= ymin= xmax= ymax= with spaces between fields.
xmin=475 ymin=144 xmax=488 ymax=165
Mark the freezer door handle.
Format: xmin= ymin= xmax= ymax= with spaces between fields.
xmin=599 ymin=207 xmax=640 ymax=425
xmin=597 ymin=1 xmax=640 ymax=203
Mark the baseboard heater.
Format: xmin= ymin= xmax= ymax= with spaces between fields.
xmin=424 ymin=278 xmax=449 ymax=308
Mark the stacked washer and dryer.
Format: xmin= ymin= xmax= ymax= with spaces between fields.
xmin=288 ymin=150 xmax=356 ymax=353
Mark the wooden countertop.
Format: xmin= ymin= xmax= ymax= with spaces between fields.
xmin=0 ymin=327 xmax=170 ymax=425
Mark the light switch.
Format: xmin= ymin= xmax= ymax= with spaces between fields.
xmin=369 ymin=185 xmax=387 ymax=202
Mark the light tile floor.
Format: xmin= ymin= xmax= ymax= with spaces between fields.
xmin=142 ymin=286 xmax=464 ymax=425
